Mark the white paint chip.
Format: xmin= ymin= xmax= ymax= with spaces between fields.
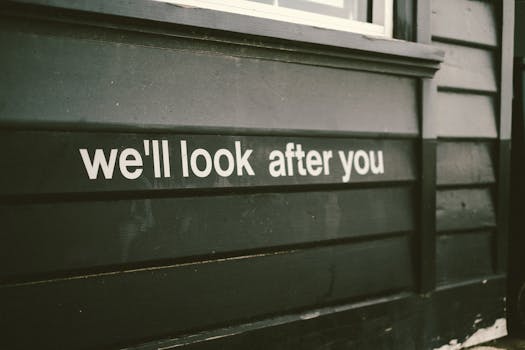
xmin=462 ymin=318 xmax=507 ymax=347
xmin=432 ymin=318 xmax=507 ymax=350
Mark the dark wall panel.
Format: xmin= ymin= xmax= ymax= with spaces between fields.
xmin=436 ymin=188 xmax=496 ymax=232
xmin=437 ymin=142 xmax=495 ymax=185
xmin=436 ymin=231 xmax=494 ymax=285
xmin=0 ymin=186 xmax=415 ymax=279
xmin=0 ymin=236 xmax=413 ymax=350
xmin=431 ymin=0 xmax=497 ymax=47
xmin=517 ymin=0 xmax=525 ymax=57
xmin=435 ymin=92 xmax=497 ymax=138
xmin=0 ymin=21 xmax=419 ymax=135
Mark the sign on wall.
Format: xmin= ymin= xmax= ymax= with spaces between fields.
xmin=0 ymin=131 xmax=417 ymax=195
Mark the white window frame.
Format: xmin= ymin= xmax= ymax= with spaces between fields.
xmin=156 ymin=0 xmax=394 ymax=38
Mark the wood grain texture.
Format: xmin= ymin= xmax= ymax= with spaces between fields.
xmin=0 ymin=237 xmax=413 ymax=349
xmin=437 ymin=141 xmax=495 ymax=185
xmin=0 ymin=186 xmax=415 ymax=278
xmin=436 ymin=188 xmax=496 ymax=232
xmin=433 ymin=41 xmax=497 ymax=92
xmin=431 ymin=0 xmax=497 ymax=47
xmin=0 ymin=22 xmax=419 ymax=134
xmin=435 ymin=92 xmax=497 ymax=138
xmin=436 ymin=231 xmax=494 ymax=285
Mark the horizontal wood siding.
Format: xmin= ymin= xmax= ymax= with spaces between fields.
xmin=1 ymin=186 xmax=415 ymax=279
xmin=432 ymin=0 xmax=499 ymax=288
xmin=0 ymin=8 xmax=424 ymax=349
xmin=0 ymin=236 xmax=413 ymax=349
xmin=0 ymin=19 xmax=418 ymax=135
xmin=431 ymin=0 xmax=497 ymax=47
xmin=437 ymin=142 xmax=495 ymax=186
xmin=436 ymin=231 xmax=494 ymax=285
xmin=436 ymin=188 xmax=496 ymax=232
xmin=435 ymin=92 xmax=497 ymax=138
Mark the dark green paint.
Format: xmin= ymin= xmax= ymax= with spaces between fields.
xmin=437 ymin=141 xmax=496 ymax=186
xmin=436 ymin=231 xmax=495 ymax=285
xmin=0 ymin=236 xmax=413 ymax=350
xmin=1 ymin=186 xmax=415 ymax=280
xmin=0 ymin=18 xmax=421 ymax=135
xmin=0 ymin=131 xmax=417 ymax=195
xmin=436 ymin=188 xmax=496 ymax=232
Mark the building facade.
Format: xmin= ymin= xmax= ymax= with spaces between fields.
xmin=0 ymin=0 xmax=515 ymax=349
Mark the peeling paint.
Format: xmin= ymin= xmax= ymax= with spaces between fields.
xmin=432 ymin=318 xmax=507 ymax=350
xmin=462 ymin=318 xmax=507 ymax=348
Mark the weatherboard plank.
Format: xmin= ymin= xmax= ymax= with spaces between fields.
xmin=436 ymin=188 xmax=496 ymax=232
xmin=436 ymin=231 xmax=494 ymax=285
xmin=437 ymin=141 xmax=495 ymax=185
xmin=0 ymin=186 xmax=414 ymax=278
xmin=0 ymin=131 xmax=417 ymax=195
xmin=0 ymin=237 xmax=413 ymax=349
xmin=0 ymin=23 xmax=419 ymax=134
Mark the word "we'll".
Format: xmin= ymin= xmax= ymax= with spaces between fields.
xmin=79 ymin=140 xmax=170 ymax=180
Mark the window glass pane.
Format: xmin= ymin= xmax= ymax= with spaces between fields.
xmin=246 ymin=0 xmax=370 ymax=22
xmin=160 ymin=0 xmax=391 ymax=37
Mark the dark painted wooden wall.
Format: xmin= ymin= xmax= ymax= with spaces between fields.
xmin=426 ymin=1 xmax=514 ymax=345
xmin=432 ymin=0 xmax=500 ymax=284
xmin=0 ymin=0 xmax=514 ymax=349
xmin=0 ymin=5 xmax=423 ymax=349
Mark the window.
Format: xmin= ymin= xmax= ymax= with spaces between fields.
xmin=158 ymin=0 xmax=393 ymax=37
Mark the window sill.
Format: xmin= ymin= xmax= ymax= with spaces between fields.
xmin=5 ymin=0 xmax=444 ymax=77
